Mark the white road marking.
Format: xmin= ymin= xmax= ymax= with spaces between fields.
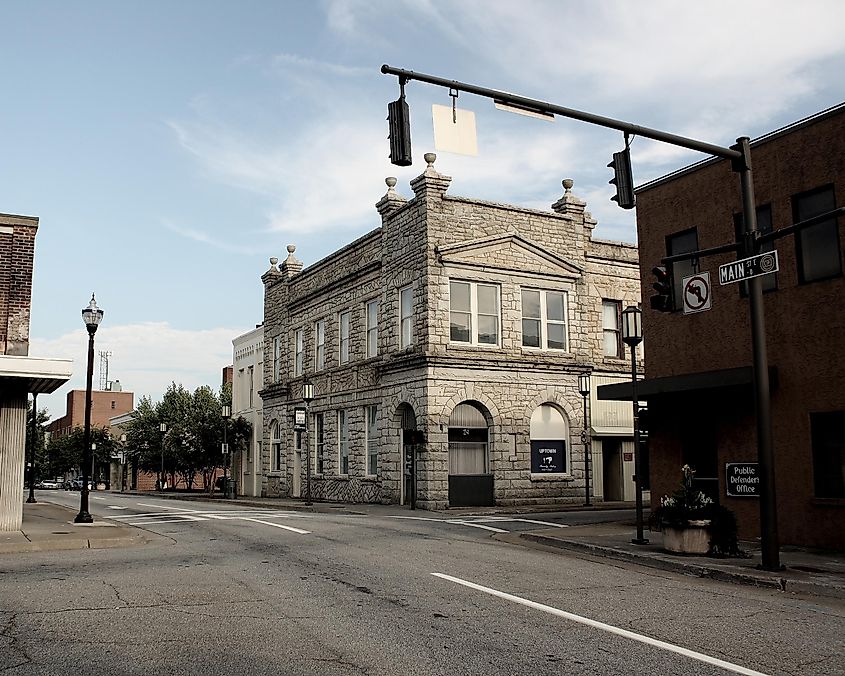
xmin=445 ymin=520 xmax=508 ymax=533
xmin=91 ymin=496 xmax=105 ymax=500
xmin=107 ymin=506 xmax=128 ymax=510
xmin=474 ymin=517 xmax=570 ymax=528
xmin=137 ymin=502 xmax=197 ymax=512
xmin=431 ymin=573 xmax=770 ymax=676
xmin=241 ymin=518 xmax=310 ymax=534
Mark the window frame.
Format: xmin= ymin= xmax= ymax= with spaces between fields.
xmin=734 ymin=205 xmax=777 ymax=295
xmin=366 ymin=299 xmax=378 ymax=358
xmin=273 ymin=335 xmax=282 ymax=382
xmin=601 ymin=300 xmax=623 ymax=358
xmin=793 ymin=185 xmax=842 ymax=284
xmin=399 ymin=286 xmax=413 ymax=349
xmin=366 ymin=405 xmax=378 ymax=476
xmin=315 ymin=319 xmax=326 ymax=371
xmin=520 ymin=288 xmax=569 ymax=352
xmin=449 ymin=280 xmax=501 ymax=347
xmin=314 ymin=412 xmax=324 ymax=475
xmin=666 ymin=228 xmax=699 ymax=311
xmin=339 ymin=311 xmax=351 ymax=365
xmin=294 ymin=329 xmax=303 ymax=377
xmin=338 ymin=410 xmax=350 ymax=475
xmin=810 ymin=410 xmax=845 ymax=499
xmin=270 ymin=422 xmax=282 ymax=472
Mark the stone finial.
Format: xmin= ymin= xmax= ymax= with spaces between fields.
xmin=269 ymin=257 xmax=279 ymax=269
xmin=376 ymin=176 xmax=408 ymax=219
xmin=261 ymin=256 xmax=282 ymax=284
xmin=286 ymin=245 xmax=296 ymax=254
xmin=410 ymin=151 xmax=451 ymax=201
xmin=552 ymin=178 xmax=586 ymax=215
xmin=280 ymin=244 xmax=303 ymax=279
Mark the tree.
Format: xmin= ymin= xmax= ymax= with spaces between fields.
xmin=46 ymin=426 xmax=115 ymax=480
xmin=26 ymin=398 xmax=51 ymax=482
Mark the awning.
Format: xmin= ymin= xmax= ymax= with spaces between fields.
xmin=0 ymin=355 xmax=73 ymax=394
xmin=597 ymin=366 xmax=774 ymax=402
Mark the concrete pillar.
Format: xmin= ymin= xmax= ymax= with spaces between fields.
xmin=0 ymin=386 xmax=27 ymax=531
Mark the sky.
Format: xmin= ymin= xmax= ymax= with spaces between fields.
xmin=3 ymin=0 xmax=844 ymax=418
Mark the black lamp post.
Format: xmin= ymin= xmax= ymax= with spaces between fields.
xmin=119 ymin=434 xmax=127 ymax=492
xmin=622 ymin=305 xmax=647 ymax=545
xmin=75 ymin=294 xmax=103 ymax=524
xmin=159 ymin=422 xmax=167 ymax=490
xmin=26 ymin=393 xmax=38 ymax=504
xmin=302 ymin=380 xmax=315 ymax=506
xmin=578 ymin=373 xmax=591 ymax=507
xmin=222 ymin=405 xmax=231 ymax=498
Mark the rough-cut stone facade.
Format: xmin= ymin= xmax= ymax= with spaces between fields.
xmin=260 ymin=156 xmax=641 ymax=509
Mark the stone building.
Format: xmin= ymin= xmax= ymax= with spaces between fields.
xmin=231 ymin=325 xmax=264 ymax=497
xmin=260 ymin=155 xmax=642 ymax=509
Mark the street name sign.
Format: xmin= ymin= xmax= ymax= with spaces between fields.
xmin=719 ymin=251 xmax=779 ymax=286
xmin=726 ymin=462 xmax=760 ymax=497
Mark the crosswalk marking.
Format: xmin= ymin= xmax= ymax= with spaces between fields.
xmin=103 ymin=505 xmax=312 ymax=534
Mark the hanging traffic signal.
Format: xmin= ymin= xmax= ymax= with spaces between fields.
xmin=387 ymin=86 xmax=413 ymax=167
xmin=650 ymin=265 xmax=672 ymax=312
xmin=608 ymin=145 xmax=635 ymax=209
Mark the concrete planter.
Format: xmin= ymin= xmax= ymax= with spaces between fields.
xmin=662 ymin=519 xmax=711 ymax=554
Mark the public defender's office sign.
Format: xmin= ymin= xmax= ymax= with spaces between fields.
xmin=531 ymin=440 xmax=565 ymax=473
xmin=726 ymin=462 xmax=760 ymax=497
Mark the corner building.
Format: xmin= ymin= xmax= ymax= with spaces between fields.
xmin=261 ymin=156 xmax=641 ymax=509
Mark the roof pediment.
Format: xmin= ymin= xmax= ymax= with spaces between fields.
xmin=436 ymin=233 xmax=582 ymax=279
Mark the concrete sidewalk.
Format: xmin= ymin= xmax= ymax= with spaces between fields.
xmin=519 ymin=521 xmax=845 ymax=600
xmin=0 ymin=501 xmax=155 ymax=555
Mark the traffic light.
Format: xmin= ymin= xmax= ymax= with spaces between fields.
xmin=387 ymin=92 xmax=412 ymax=167
xmin=608 ymin=146 xmax=635 ymax=209
xmin=650 ymin=265 xmax=672 ymax=312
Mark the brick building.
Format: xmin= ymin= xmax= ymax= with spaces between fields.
xmin=260 ymin=155 xmax=642 ymax=508
xmin=47 ymin=386 xmax=134 ymax=437
xmin=0 ymin=212 xmax=71 ymax=530
xmin=601 ymin=103 xmax=844 ymax=549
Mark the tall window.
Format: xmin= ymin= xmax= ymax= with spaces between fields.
xmin=294 ymin=329 xmax=303 ymax=376
xmin=811 ymin=411 xmax=845 ymax=498
xmin=794 ymin=186 xmax=841 ymax=283
xmin=448 ymin=402 xmax=489 ymax=474
xmin=248 ymin=365 xmax=254 ymax=407
xmin=338 ymin=311 xmax=350 ymax=364
xmin=366 ymin=405 xmax=378 ymax=476
xmin=366 ymin=299 xmax=378 ymax=357
xmin=314 ymin=413 xmax=324 ymax=474
xmin=400 ymin=286 xmax=413 ymax=348
xmin=602 ymin=300 xmax=622 ymax=357
xmin=315 ymin=320 xmax=326 ymax=371
xmin=734 ymin=206 xmax=776 ymax=294
xmin=450 ymin=281 xmax=499 ymax=345
xmin=272 ymin=336 xmax=281 ymax=382
xmin=667 ymin=228 xmax=699 ymax=311
xmin=271 ymin=422 xmax=282 ymax=471
xmin=338 ymin=410 xmax=349 ymax=474
xmin=530 ymin=404 xmax=569 ymax=474
xmin=521 ymin=289 xmax=567 ymax=350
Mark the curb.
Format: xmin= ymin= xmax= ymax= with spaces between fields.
xmin=520 ymin=533 xmax=845 ymax=599
xmin=0 ymin=533 xmax=150 ymax=555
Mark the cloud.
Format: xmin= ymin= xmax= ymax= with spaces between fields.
xmin=29 ymin=322 xmax=248 ymax=419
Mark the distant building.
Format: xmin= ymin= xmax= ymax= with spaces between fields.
xmin=600 ymin=103 xmax=845 ymax=550
xmin=232 ymin=326 xmax=264 ymax=496
xmin=222 ymin=365 xmax=233 ymax=387
xmin=48 ymin=387 xmax=134 ymax=437
xmin=260 ymin=155 xmax=643 ymax=508
xmin=0 ymin=212 xmax=71 ymax=530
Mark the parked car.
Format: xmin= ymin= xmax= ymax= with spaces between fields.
xmin=35 ymin=479 xmax=61 ymax=489
xmin=69 ymin=478 xmax=95 ymax=491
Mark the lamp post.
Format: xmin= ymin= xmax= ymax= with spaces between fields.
xmin=302 ymin=380 xmax=315 ymax=506
xmin=119 ymin=434 xmax=127 ymax=492
xmin=622 ymin=305 xmax=647 ymax=544
xmin=578 ymin=373 xmax=592 ymax=507
xmin=91 ymin=442 xmax=97 ymax=487
xmin=159 ymin=422 xmax=167 ymax=490
xmin=26 ymin=393 xmax=38 ymax=503
xmin=222 ymin=405 xmax=231 ymax=498
xmin=75 ymin=294 xmax=103 ymax=524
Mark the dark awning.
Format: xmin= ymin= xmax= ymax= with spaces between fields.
xmin=597 ymin=366 xmax=775 ymax=402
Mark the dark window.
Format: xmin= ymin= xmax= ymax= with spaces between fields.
xmin=666 ymin=228 xmax=699 ymax=311
xmin=793 ymin=186 xmax=841 ymax=283
xmin=811 ymin=411 xmax=845 ymax=498
xmin=734 ymin=205 xmax=777 ymax=294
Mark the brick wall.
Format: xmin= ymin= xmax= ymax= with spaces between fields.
xmin=0 ymin=213 xmax=38 ymax=356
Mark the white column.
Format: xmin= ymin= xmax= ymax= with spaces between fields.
xmin=0 ymin=389 xmax=27 ymax=531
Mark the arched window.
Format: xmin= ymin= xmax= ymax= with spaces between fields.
xmin=530 ymin=404 xmax=569 ymax=474
xmin=271 ymin=421 xmax=282 ymax=471
xmin=448 ymin=402 xmax=489 ymax=475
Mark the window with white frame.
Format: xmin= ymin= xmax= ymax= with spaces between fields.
xmin=294 ymin=328 xmax=303 ymax=376
xmin=315 ymin=320 xmax=326 ymax=370
xmin=272 ymin=336 xmax=281 ymax=382
xmin=314 ymin=413 xmax=324 ymax=474
xmin=521 ymin=289 xmax=568 ymax=350
xmin=366 ymin=405 xmax=378 ymax=475
xmin=450 ymin=281 xmax=499 ymax=345
xmin=339 ymin=311 xmax=350 ymax=364
xmin=338 ymin=410 xmax=349 ymax=474
xmin=602 ymin=300 xmax=622 ymax=357
xmin=271 ymin=422 xmax=282 ymax=471
xmin=366 ymin=299 xmax=378 ymax=358
xmin=400 ymin=286 xmax=413 ymax=348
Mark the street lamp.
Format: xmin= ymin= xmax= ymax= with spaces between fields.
xmin=222 ymin=405 xmax=231 ymax=498
xmin=26 ymin=393 xmax=38 ymax=504
xmin=302 ymin=380 xmax=315 ymax=506
xmin=159 ymin=422 xmax=167 ymax=490
xmin=91 ymin=442 xmax=97 ymax=486
xmin=75 ymin=293 xmax=103 ymax=524
xmin=622 ymin=305 xmax=647 ymax=545
xmin=119 ymin=433 xmax=127 ymax=492
xmin=578 ymin=373 xmax=592 ymax=507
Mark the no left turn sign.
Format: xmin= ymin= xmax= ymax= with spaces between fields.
xmin=682 ymin=272 xmax=711 ymax=314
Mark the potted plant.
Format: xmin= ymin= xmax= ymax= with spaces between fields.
xmin=650 ymin=465 xmax=740 ymax=556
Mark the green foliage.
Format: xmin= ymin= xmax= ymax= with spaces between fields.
xmin=45 ymin=426 xmax=115 ymax=479
xmin=26 ymin=399 xmax=51 ymax=480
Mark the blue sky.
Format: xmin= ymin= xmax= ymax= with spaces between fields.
xmin=3 ymin=0 xmax=844 ymax=417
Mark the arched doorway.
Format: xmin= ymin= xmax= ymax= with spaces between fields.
xmin=448 ymin=401 xmax=494 ymax=507
xmin=529 ymin=404 xmax=569 ymax=475
xmin=396 ymin=403 xmax=418 ymax=507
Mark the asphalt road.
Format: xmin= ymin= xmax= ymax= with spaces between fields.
xmin=1 ymin=492 xmax=843 ymax=676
